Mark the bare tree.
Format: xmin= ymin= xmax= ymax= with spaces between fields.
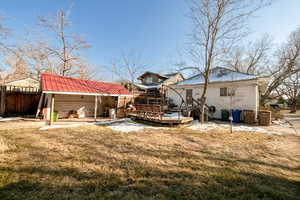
xmin=277 ymin=72 xmax=300 ymax=113
xmin=187 ymin=0 xmax=270 ymax=122
xmin=38 ymin=8 xmax=91 ymax=77
xmin=11 ymin=39 xmax=55 ymax=79
xmin=0 ymin=14 xmax=10 ymax=52
xmin=224 ymin=35 xmax=272 ymax=75
xmin=109 ymin=51 xmax=148 ymax=86
xmin=261 ymin=28 xmax=300 ymax=104
xmin=4 ymin=54 xmax=32 ymax=81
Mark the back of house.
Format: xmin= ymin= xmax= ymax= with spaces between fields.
xmin=167 ymin=67 xmax=269 ymax=119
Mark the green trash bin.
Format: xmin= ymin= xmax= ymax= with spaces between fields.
xmin=52 ymin=112 xmax=59 ymax=122
xmin=221 ymin=109 xmax=229 ymax=121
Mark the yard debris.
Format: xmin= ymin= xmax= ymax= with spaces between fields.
xmin=188 ymin=121 xmax=280 ymax=135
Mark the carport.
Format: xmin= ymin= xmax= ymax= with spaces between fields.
xmin=36 ymin=73 xmax=133 ymax=125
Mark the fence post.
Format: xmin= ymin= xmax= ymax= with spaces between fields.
xmin=0 ymin=86 xmax=6 ymax=115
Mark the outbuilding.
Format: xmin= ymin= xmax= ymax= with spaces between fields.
xmin=37 ymin=73 xmax=133 ymax=124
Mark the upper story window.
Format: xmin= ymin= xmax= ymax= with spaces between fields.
xmin=220 ymin=87 xmax=235 ymax=96
xmin=145 ymin=76 xmax=153 ymax=84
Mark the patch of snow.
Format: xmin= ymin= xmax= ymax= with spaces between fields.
xmin=40 ymin=123 xmax=88 ymax=130
xmin=0 ymin=117 xmax=22 ymax=121
xmin=107 ymin=122 xmax=170 ymax=133
xmin=164 ymin=112 xmax=185 ymax=119
xmin=40 ymin=118 xmax=132 ymax=130
xmin=188 ymin=121 xmax=279 ymax=135
xmin=94 ymin=118 xmax=131 ymax=125
xmin=107 ymin=122 xmax=146 ymax=133
xmin=272 ymin=119 xmax=291 ymax=127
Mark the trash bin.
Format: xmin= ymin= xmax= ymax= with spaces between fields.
xmin=232 ymin=109 xmax=242 ymax=123
xmin=221 ymin=109 xmax=229 ymax=121
xmin=51 ymin=112 xmax=59 ymax=122
xmin=258 ymin=110 xmax=271 ymax=126
xmin=109 ymin=108 xmax=116 ymax=119
xmin=243 ymin=110 xmax=255 ymax=124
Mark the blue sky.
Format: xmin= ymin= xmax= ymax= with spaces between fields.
xmin=1 ymin=0 xmax=300 ymax=80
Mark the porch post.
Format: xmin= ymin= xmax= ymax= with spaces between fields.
xmin=94 ymin=95 xmax=98 ymax=121
xmin=49 ymin=94 xmax=55 ymax=125
xmin=116 ymin=96 xmax=121 ymax=118
xmin=35 ymin=93 xmax=44 ymax=118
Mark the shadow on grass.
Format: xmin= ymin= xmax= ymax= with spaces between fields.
xmin=0 ymin=165 xmax=299 ymax=200
xmin=1 ymin=129 xmax=299 ymax=200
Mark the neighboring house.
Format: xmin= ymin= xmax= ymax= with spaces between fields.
xmin=4 ymin=77 xmax=40 ymax=92
xmin=133 ymin=71 xmax=184 ymax=105
xmin=167 ymin=67 xmax=269 ymax=119
xmin=38 ymin=73 xmax=132 ymax=123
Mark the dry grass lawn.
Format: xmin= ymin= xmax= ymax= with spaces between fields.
xmin=0 ymin=125 xmax=299 ymax=200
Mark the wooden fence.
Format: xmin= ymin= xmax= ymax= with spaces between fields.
xmin=0 ymin=86 xmax=41 ymax=116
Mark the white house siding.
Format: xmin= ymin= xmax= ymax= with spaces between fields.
xmin=167 ymin=80 xmax=258 ymax=119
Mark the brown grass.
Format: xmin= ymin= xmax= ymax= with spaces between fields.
xmin=0 ymin=125 xmax=299 ymax=200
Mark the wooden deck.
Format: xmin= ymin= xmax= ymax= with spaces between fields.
xmin=128 ymin=112 xmax=193 ymax=125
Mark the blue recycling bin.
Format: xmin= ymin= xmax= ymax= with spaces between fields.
xmin=232 ymin=109 xmax=242 ymax=123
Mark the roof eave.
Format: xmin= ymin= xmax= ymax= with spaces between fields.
xmin=42 ymin=90 xmax=133 ymax=97
xmin=175 ymin=78 xmax=259 ymax=86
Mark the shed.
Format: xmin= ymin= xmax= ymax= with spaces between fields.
xmin=37 ymin=73 xmax=133 ymax=125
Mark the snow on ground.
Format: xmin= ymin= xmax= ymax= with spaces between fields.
xmin=107 ymin=122 xmax=146 ymax=133
xmin=188 ymin=121 xmax=280 ymax=135
xmin=0 ymin=117 xmax=22 ymax=121
xmin=39 ymin=118 xmax=170 ymax=132
xmin=40 ymin=123 xmax=88 ymax=130
xmin=40 ymin=118 xmax=131 ymax=130
xmin=94 ymin=118 xmax=131 ymax=125
xmin=107 ymin=121 xmax=170 ymax=133
xmin=164 ymin=112 xmax=185 ymax=119
xmin=39 ymin=116 xmax=280 ymax=135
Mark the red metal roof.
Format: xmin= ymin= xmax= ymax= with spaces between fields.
xmin=41 ymin=73 xmax=132 ymax=96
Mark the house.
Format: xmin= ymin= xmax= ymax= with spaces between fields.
xmin=37 ymin=73 xmax=133 ymax=124
xmin=167 ymin=67 xmax=270 ymax=119
xmin=133 ymin=71 xmax=184 ymax=106
xmin=4 ymin=77 xmax=40 ymax=92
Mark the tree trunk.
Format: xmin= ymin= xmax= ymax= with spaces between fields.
xmin=291 ymin=102 xmax=297 ymax=113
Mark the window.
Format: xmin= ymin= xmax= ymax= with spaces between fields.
xmin=220 ymin=87 xmax=235 ymax=96
xmin=145 ymin=76 xmax=153 ymax=84
xmin=220 ymin=88 xmax=227 ymax=96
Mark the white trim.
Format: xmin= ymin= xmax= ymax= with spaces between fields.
xmin=42 ymin=90 xmax=133 ymax=97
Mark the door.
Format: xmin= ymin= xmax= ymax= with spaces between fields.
xmin=186 ymin=89 xmax=193 ymax=106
